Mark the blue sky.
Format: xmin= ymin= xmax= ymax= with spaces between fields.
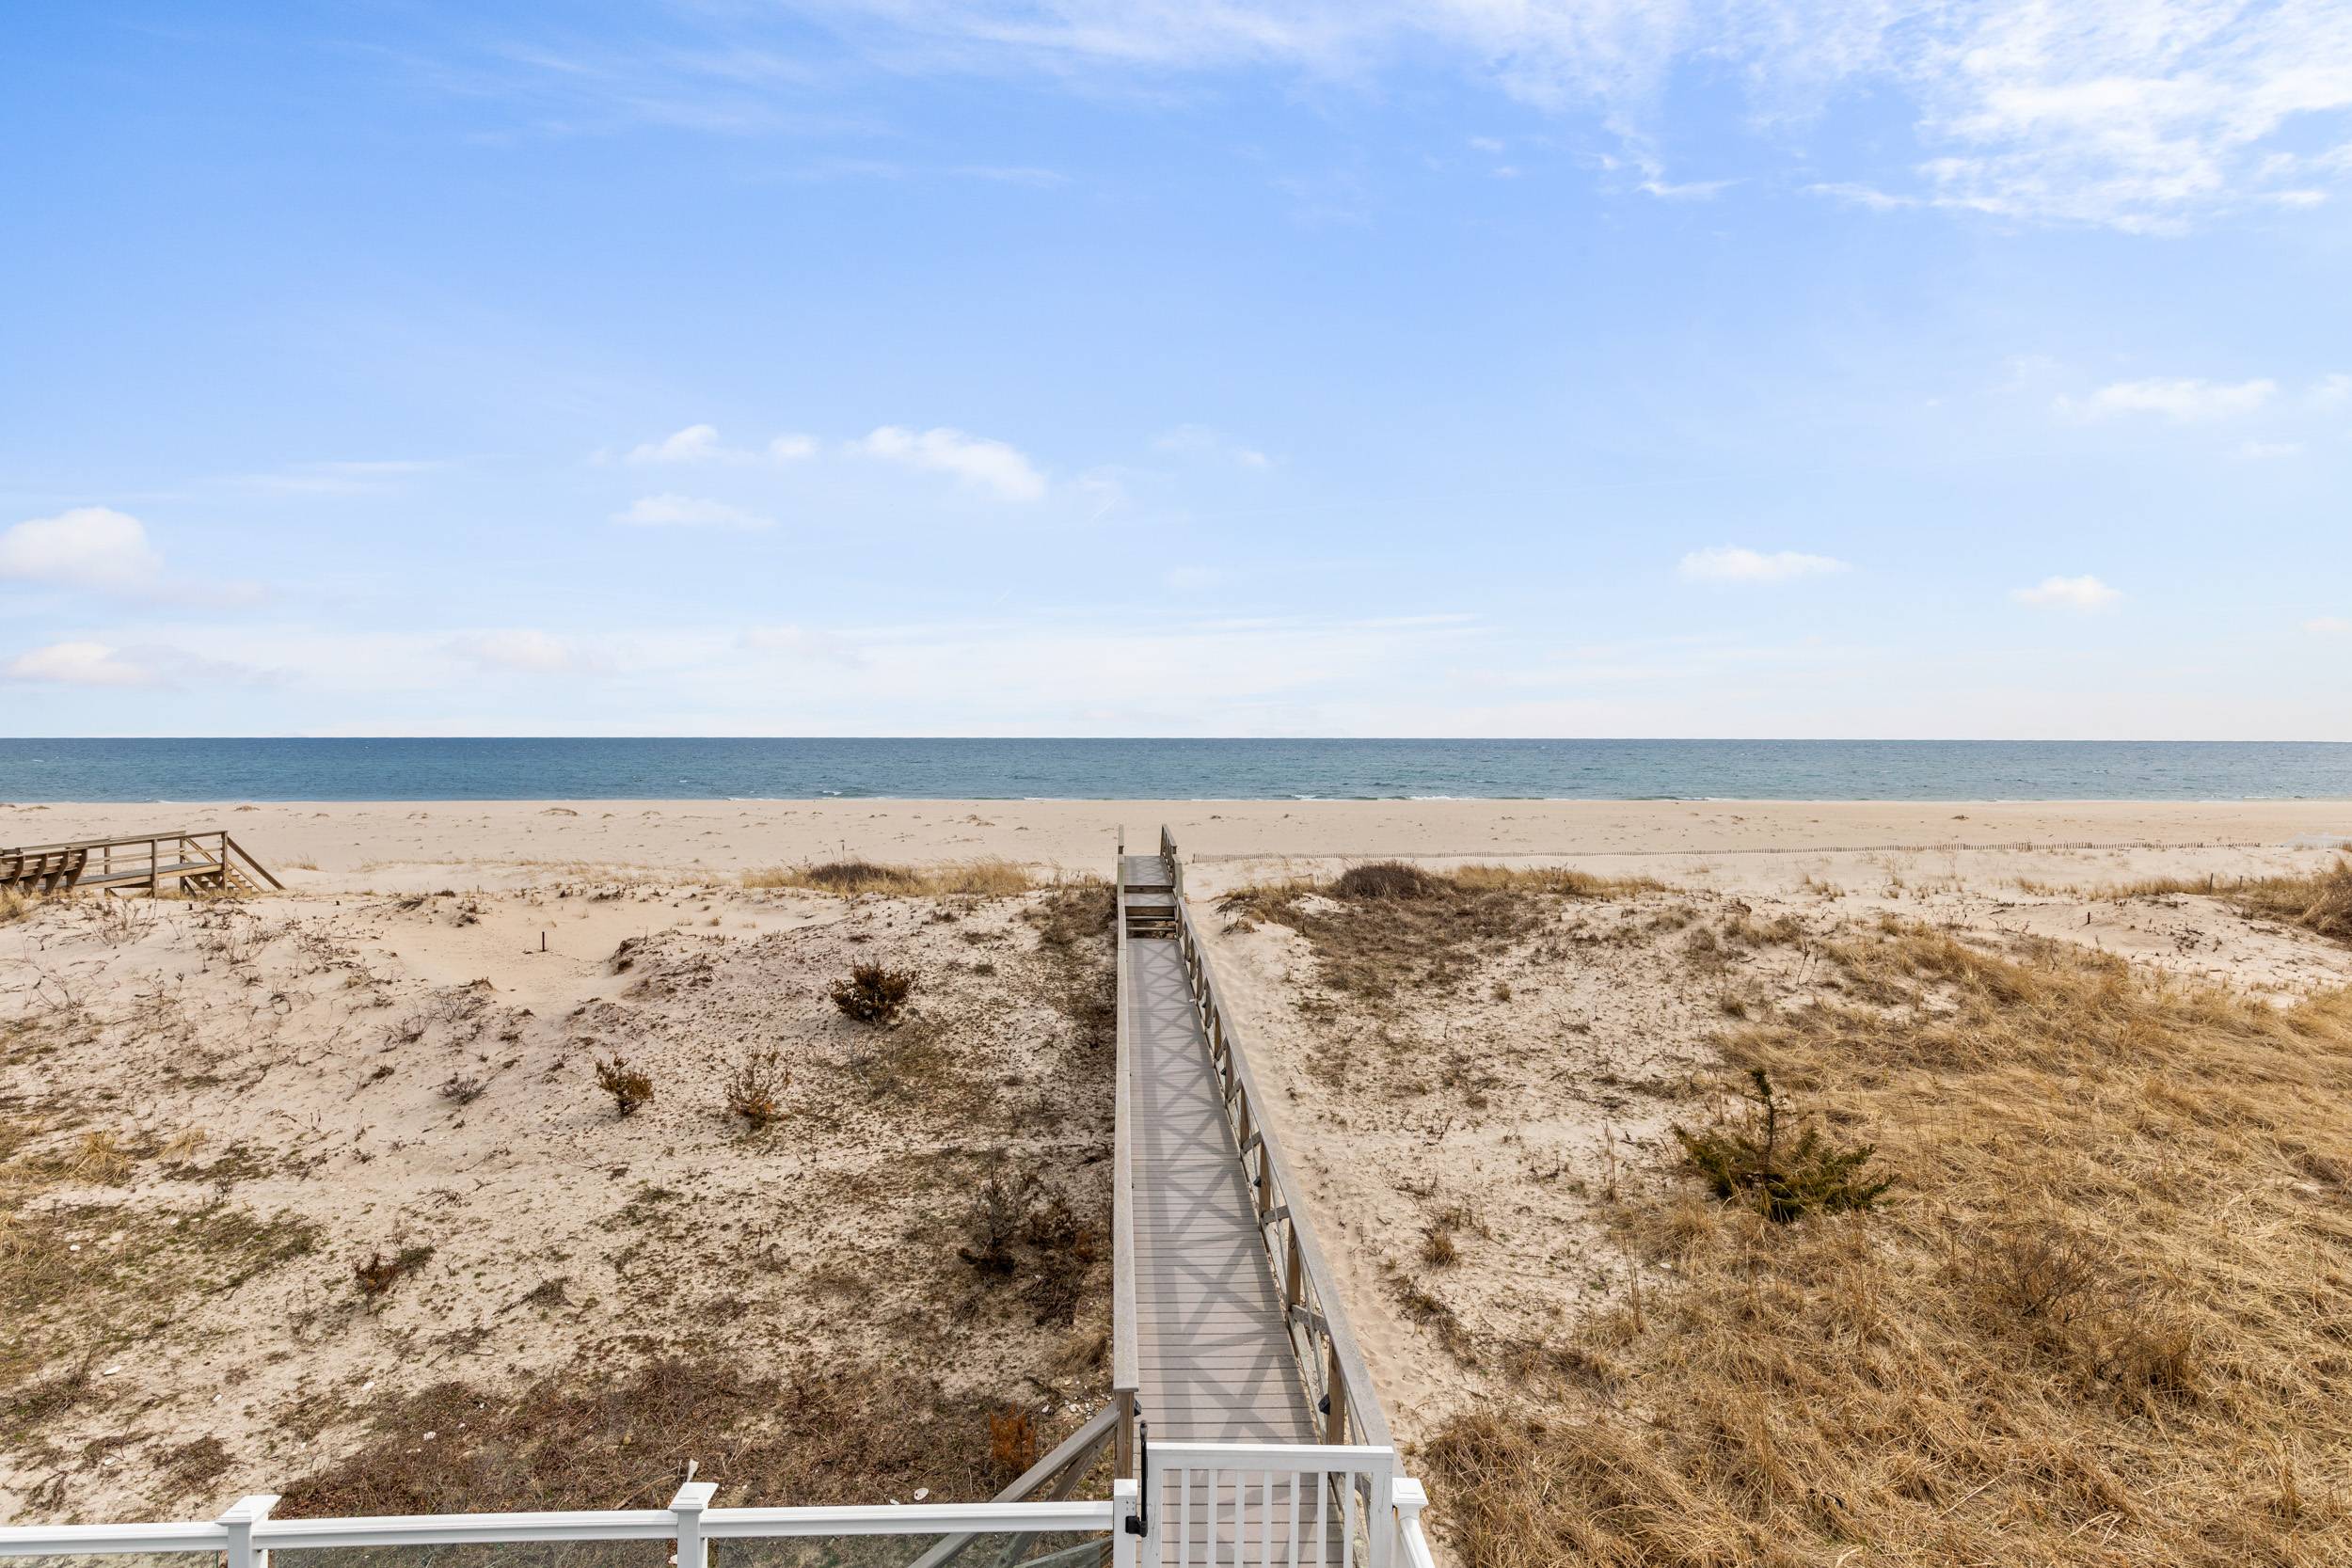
xmin=4 ymin=1 xmax=2349 ymax=738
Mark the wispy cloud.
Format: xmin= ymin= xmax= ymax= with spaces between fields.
xmin=740 ymin=624 xmax=866 ymax=665
xmin=0 ymin=507 xmax=165 ymax=593
xmin=2308 ymin=616 xmax=2351 ymax=636
xmin=3 ymin=640 xmax=158 ymax=687
xmin=505 ymin=1 xmax=2352 ymax=231
xmin=1153 ymin=425 xmax=1272 ymax=469
xmin=613 ymin=494 xmax=774 ymax=530
xmin=628 ymin=424 xmax=724 ymax=464
xmin=850 ymin=426 xmax=1047 ymax=501
xmin=1639 ymin=177 xmax=1734 ymax=200
xmin=0 ymin=638 xmax=266 ymax=689
xmin=2058 ymin=377 xmax=2279 ymax=422
xmin=451 ymin=629 xmax=593 ymax=674
xmin=2012 ymin=574 xmax=2123 ymax=611
xmin=1677 ymin=546 xmax=1850 ymax=584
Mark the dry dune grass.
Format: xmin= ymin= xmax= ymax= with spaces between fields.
xmin=1221 ymin=861 xmax=1661 ymax=1006
xmin=0 ymin=889 xmax=30 ymax=925
xmin=2100 ymin=857 xmax=2352 ymax=945
xmin=1424 ymin=923 xmax=2352 ymax=1567
xmin=274 ymin=1354 xmax=1028 ymax=1519
xmin=742 ymin=858 xmax=1039 ymax=897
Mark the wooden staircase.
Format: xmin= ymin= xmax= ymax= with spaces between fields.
xmin=1 ymin=831 xmax=283 ymax=898
xmin=1120 ymin=851 xmax=1178 ymax=939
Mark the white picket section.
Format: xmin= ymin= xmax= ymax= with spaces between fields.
xmin=1126 ymin=1443 xmax=1408 ymax=1568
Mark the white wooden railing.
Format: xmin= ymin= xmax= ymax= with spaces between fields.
xmin=0 ymin=1487 xmax=1114 ymax=1566
xmin=1117 ymin=1441 xmax=1436 ymax=1568
xmin=0 ymin=1476 xmax=1435 ymax=1568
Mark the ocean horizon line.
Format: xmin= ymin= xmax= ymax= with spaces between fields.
xmin=6 ymin=736 xmax=2352 ymax=805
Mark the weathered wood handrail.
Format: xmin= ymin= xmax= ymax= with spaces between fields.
xmin=1161 ymin=832 xmax=1394 ymax=1453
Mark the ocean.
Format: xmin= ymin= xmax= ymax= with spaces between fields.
xmin=1 ymin=737 xmax=2348 ymax=802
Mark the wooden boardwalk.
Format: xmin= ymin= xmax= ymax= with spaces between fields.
xmin=1125 ymin=939 xmax=1318 ymax=1442
xmin=1119 ymin=849 xmax=1346 ymax=1563
xmin=1 ymin=831 xmax=280 ymax=897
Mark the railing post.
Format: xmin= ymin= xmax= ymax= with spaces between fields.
xmin=218 ymin=1494 xmax=278 ymax=1568
xmin=1111 ymin=1478 xmax=1141 ymax=1568
xmin=1115 ymin=1388 xmax=1136 ymax=1481
xmin=1367 ymin=1462 xmax=1395 ymax=1568
xmin=1392 ymin=1478 xmax=1430 ymax=1568
xmin=670 ymin=1479 xmax=718 ymax=1568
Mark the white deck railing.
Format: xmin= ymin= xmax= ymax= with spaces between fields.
xmin=0 ymin=1468 xmax=1435 ymax=1568
xmin=0 ymin=1487 xmax=1113 ymax=1566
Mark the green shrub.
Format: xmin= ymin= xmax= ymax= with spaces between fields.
xmin=1672 ymin=1068 xmax=1893 ymax=1222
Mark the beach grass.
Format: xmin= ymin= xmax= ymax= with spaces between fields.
xmin=1422 ymin=922 xmax=2352 ymax=1566
xmin=742 ymin=857 xmax=1039 ymax=897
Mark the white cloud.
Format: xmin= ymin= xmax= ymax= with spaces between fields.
xmin=1804 ymin=181 xmax=1918 ymax=212
xmin=0 ymin=507 xmax=165 ymax=592
xmin=2310 ymin=373 xmax=2352 ymax=409
xmin=628 ymin=424 xmax=724 ymax=464
xmin=3 ymin=640 xmax=156 ymax=687
xmin=2307 ymin=616 xmax=2352 ymax=635
xmin=1639 ymin=178 xmax=1734 ymax=200
xmin=1153 ymin=425 xmax=1272 ymax=469
xmin=2235 ymin=440 xmax=2303 ymax=460
xmin=1677 ymin=546 xmax=1851 ymax=584
xmin=850 ymin=425 xmax=1047 ymax=501
xmin=2058 ymin=377 xmax=2279 ymax=422
xmin=623 ymin=426 xmax=824 ymax=467
xmin=451 ymin=629 xmax=585 ymax=674
xmin=613 ymin=494 xmax=773 ymax=530
xmin=2012 ymin=574 xmax=2123 ymax=611
xmin=736 ymin=1 xmax=2352 ymax=230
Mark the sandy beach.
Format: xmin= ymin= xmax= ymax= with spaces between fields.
xmin=7 ymin=797 xmax=2347 ymax=890
xmin=8 ymin=797 xmax=2351 ymax=1543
